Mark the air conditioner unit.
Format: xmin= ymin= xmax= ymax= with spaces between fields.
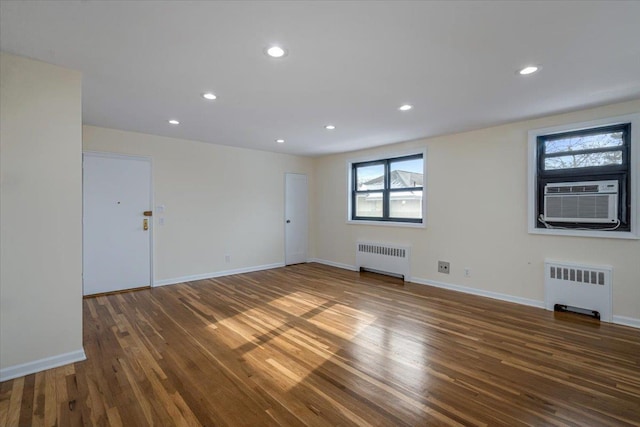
xmin=543 ymin=180 xmax=618 ymax=223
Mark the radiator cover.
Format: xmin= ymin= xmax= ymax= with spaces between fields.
xmin=544 ymin=260 xmax=612 ymax=322
xmin=356 ymin=242 xmax=411 ymax=281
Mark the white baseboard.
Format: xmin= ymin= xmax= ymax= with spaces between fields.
xmin=310 ymin=260 xmax=544 ymax=308
xmin=410 ymin=277 xmax=546 ymax=309
xmin=307 ymin=262 xmax=639 ymax=329
xmin=308 ymin=258 xmax=358 ymax=272
xmin=612 ymin=315 xmax=640 ymax=329
xmin=154 ymin=262 xmax=285 ymax=287
xmin=0 ymin=349 xmax=87 ymax=382
xmin=412 ymin=278 xmax=640 ymax=329
xmin=154 ymin=261 xmax=640 ymax=330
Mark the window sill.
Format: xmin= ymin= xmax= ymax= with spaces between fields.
xmin=529 ymin=227 xmax=639 ymax=240
xmin=347 ymin=219 xmax=425 ymax=229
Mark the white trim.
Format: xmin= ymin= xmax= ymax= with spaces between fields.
xmin=527 ymin=112 xmax=640 ymax=239
xmin=528 ymin=228 xmax=639 ymax=239
xmin=346 ymin=219 xmax=425 ymax=228
xmin=308 ymin=258 xmax=359 ymax=271
xmin=410 ymin=277 xmax=546 ymax=308
xmin=309 ymin=259 xmax=547 ymax=308
xmin=612 ymin=315 xmax=640 ymax=329
xmin=346 ymin=147 xmax=427 ymax=228
xmin=154 ymin=262 xmax=285 ymax=287
xmin=0 ymin=349 xmax=87 ymax=382
xmin=346 ymin=146 xmax=428 ymax=166
xmin=307 ymin=261 xmax=639 ymax=329
xmin=82 ymin=150 xmax=151 ymax=162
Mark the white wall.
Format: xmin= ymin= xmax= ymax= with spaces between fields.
xmin=0 ymin=53 xmax=84 ymax=378
xmin=1 ymin=53 xmax=635 ymax=384
xmin=83 ymin=126 xmax=315 ymax=284
xmin=313 ymin=99 xmax=640 ymax=323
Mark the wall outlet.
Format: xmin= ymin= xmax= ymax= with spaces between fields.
xmin=438 ymin=261 xmax=450 ymax=274
xmin=224 ymin=254 xmax=231 ymax=263
xmin=464 ymin=268 xmax=471 ymax=277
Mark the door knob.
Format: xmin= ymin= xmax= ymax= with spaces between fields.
xmin=286 ymin=219 xmax=291 ymax=223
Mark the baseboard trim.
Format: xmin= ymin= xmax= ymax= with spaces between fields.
xmin=310 ymin=259 xmax=542 ymax=308
xmin=410 ymin=277 xmax=546 ymax=309
xmin=0 ymin=349 xmax=87 ymax=382
xmin=154 ymin=262 xmax=285 ymax=287
xmin=308 ymin=258 xmax=358 ymax=272
xmin=612 ymin=315 xmax=640 ymax=329
xmin=155 ymin=261 xmax=640 ymax=330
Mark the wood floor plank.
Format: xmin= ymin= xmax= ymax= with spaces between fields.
xmin=0 ymin=379 xmax=12 ymax=426
xmin=1 ymin=263 xmax=639 ymax=426
xmin=4 ymin=377 xmax=23 ymax=426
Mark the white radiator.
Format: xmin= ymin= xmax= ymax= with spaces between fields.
xmin=544 ymin=260 xmax=612 ymax=322
xmin=356 ymin=242 xmax=411 ymax=281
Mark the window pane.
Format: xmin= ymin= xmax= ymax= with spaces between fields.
xmin=544 ymin=131 xmax=623 ymax=154
xmin=355 ymin=192 xmax=383 ymax=217
xmin=356 ymin=164 xmax=384 ymax=190
xmin=544 ymin=151 xmax=623 ymax=170
xmin=389 ymin=190 xmax=422 ymax=219
xmin=390 ymin=158 xmax=423 ymax=189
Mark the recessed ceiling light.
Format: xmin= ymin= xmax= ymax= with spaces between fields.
xmin=276 ymin=139 xmax=285 ymax=144
xmin=519 ymin=66 xmax=539 ymax=75
xmin=266 ymin=45 xmax=287 ymax=58
xmin=168 ymin=119 xmax=180 ymax=125
xmin=399 ymin=104 xmax=413 ymax=111
xmin=202 ymin=92 xmax=217 ymax=100
xmin=325 ymin=124 xmax=336 ymax=130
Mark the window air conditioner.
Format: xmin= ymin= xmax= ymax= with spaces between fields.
xmin=543 ymin=180 xmax=618 ymax=223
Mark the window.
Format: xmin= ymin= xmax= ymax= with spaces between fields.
xmin=528 ymin=113 xmax=639 ymax=238
xmin=351 ymin=153 xmax=424 ymax=224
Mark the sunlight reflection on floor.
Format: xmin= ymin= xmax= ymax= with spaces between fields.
xmin=211 ymin=291 xmax=378 ymax=391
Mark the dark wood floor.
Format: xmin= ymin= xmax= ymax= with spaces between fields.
xmin=1 ymin=263 xmax=639 ymax=426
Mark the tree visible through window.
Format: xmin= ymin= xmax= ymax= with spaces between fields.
xmin=543 ymin=131 xmax=624 ymax=170
xmin=536 ymin=123 xmax=631 ymax=231
xmin=352 ymin=154 xmax=424 ymax=223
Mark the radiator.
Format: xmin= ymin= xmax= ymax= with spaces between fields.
xmin=544 ymin=260 xmax=612 ymax=322
xmin=356 ymin=242 xmax=411 ymax=281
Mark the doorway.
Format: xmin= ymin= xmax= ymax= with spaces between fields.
xmin=82 ymin=152 xmax=152 ymax=295
xmin=285 ymin=173 xmax=308 ymax=265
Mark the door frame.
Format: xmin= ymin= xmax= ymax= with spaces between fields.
xmin=82 ymin=151 xmax=154 ymax=291
xmin=284 ymin=172 xmax=308 ymax=265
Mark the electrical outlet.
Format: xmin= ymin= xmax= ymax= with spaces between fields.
xmin=224 ymin=254 xmax=231 ymax=263
xmin=464 ymin=268 xmax=471 ymax=277
xmin=438 ymin=261 xmax=450 ymax=274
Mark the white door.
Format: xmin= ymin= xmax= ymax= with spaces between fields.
xmin=285 ymin=173 xmax=308 ymax=265
xmin=83 ymin=153 xmax=152 ymax=295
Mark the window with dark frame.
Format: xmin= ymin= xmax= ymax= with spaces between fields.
xmin=352 ymin=154 xmax=424 ymax=223
xmin=536 ymin=123 xmax=631 ymax=231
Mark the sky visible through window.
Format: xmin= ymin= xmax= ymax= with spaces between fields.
xmin=544 ymin=131 xmax=624 ymax=170
xmin=544 ymin=131 xmax=622 ymax=154
xmin=357 ymin=158 xmax=423 ymax=183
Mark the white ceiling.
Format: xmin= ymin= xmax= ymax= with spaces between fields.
xmin=2 ymin=1 xmax=640 ymax=156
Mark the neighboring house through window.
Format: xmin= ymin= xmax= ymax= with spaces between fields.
xmin=350 ymin=153 xmax=425 ymax=224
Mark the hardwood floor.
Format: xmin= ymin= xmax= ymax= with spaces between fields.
xmin=1 ymin=263 xmax=639 ymax=426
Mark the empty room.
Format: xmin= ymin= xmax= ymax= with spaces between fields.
xmin=1 ymin=1 xmax=639 ymax=426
